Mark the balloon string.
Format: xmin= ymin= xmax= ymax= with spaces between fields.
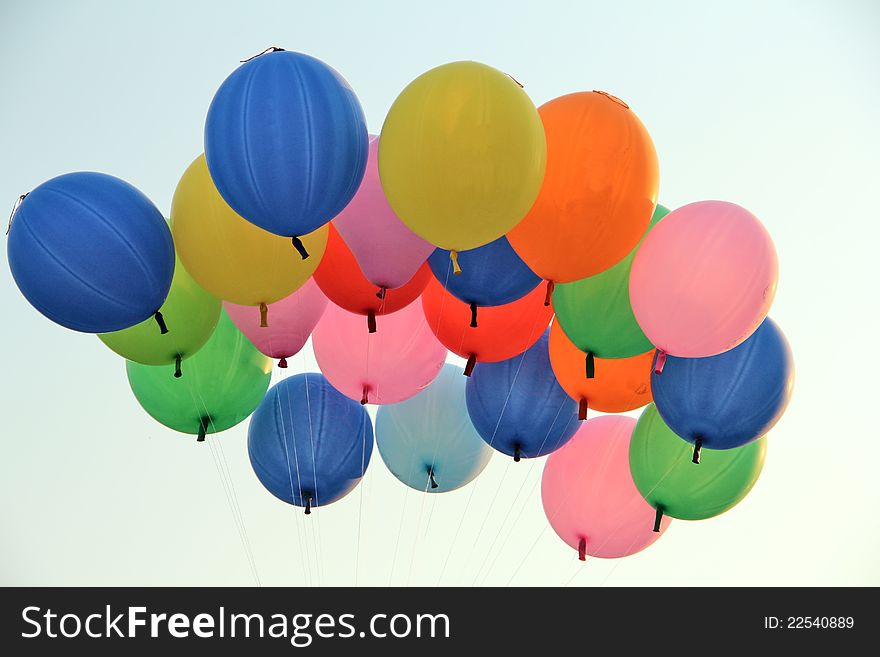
xmin=259 ymin=302 xmax=268 ymax=328
xmin=692 ymin=437 xmax=703 ymax=465
xmin=197 ymin=415 xmax=209 ymax=442
xmin=291 ymin=236 xmax=309 ymax=260
xmin=174 ymin=354 xmax=182 ymax=378
xmin=578 ymin=537 xmax=587 ymax=561
xmin=585 ymin=351 xmax=595 ymax=379
xmin=578 ymin=398 xmax=588 ymax=421
xmin=469 ymin=302 xmax=478 ymax=328
xmin=653 ymin=349 xmax=667 ymax=374
xmin=653 ymin=507 xmax=664 ymax=533
xmin=543 ymin=280 xmax=554 ymax=306
xmin=450 ymin=250 xmax=462 ymax=275
xmin=278 ymin=356 xmax=288 ymax=369
xmin=6 ymin=193 xmax=27 ymax=235
xmin=240 ymin=46 xmax=285 ymax=63
xmin=153 ymin=311 xmax=168 ymax=334
xmin=507 ymin=73 xmax=524 ymax=88
xmin=367 ymin=309 xmax=377 ymax=333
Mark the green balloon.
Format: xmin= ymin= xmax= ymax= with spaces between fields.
xmin=553 ymin=204 xmax=669 ymax=358
xmin=127 ymin=311 xmax=271 ymax=439
xmin=99 ymin=256 xmax=221 ymax=370
xmin=629 ymin=404 xmax=766 ymax=521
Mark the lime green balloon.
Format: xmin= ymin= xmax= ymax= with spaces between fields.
xmin=629 ymin=404 xmax=766 ymax=521
xmin=99 ymin=256 xmax=221 ymax=367
xmin=127 ymin=311 xmax=271 ymax=438
xmin=553 ymin=204 xmax=669 ymax=358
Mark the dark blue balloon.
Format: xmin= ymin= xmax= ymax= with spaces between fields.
xmin=248 ymin=373 xmax=373 ymax=511
xmin=428 ymin=236 xmax=540 ymax=307
xmin=465 ymin=330 xmax=579 ymax=459
xmin=7 ymin=172 xmax=174 ymax=333
xmin=652 ymin=318 xmax=794 ymax=450
xmin=205 ymin=50 xmax=368 ymax=243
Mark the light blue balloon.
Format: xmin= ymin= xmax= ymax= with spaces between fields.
xmin=375 ymin=364 xmax=493 ymax=493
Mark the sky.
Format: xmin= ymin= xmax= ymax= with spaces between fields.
xmin=0 ymin=0 xmax=878 ymax=586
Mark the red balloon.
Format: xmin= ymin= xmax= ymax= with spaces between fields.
xmin=314 ymin=224 xmax=431 ymax=332
xmin=421 ymin=276 xmax=552 ymax=375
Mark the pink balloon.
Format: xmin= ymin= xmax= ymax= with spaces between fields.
xmin=224 ymin=278 xmax=328 ymax=367
xmin=629 ymin=200 xmax=778 ymax=359
xmin=542 ymin=415 xmax=670 ymax=559
xmin=333 ymin=135 xmax=435 ymax=289
xmin=312 ymin=300 xmax=446 ymax=405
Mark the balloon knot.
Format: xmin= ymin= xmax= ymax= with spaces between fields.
xmin=427 ymin=467 xmax=438 ymax=490
xmin=361 ymin=387 xmax=369 ymax=405
xmin=513 ymin=445 xmax=522 ymax=463
xmin=578 ymin=398 xmax=588 ymax=421
xmin=240 ymin=46 xmax=285 ymax=63
xmin=278 ymin=357 xmax=288 ymax=369
xmin=653 ymin=507 xmax=663 ymax=533
xmin=653 ymin=350 xmax=667 ymax=374
xmin=376 ymin=286 xmax=387 ymax=300
xmin=692 ymin=437 xmax=703 ymax=465
xmin=585 ymin=351 xmax=595 ymax=379
xmin=544 ymin=280 xmax=554 ymax=306
xmin=6 ymin=193 xmax=28 ymax=235
xmin=291 ymin=236 xmax=309 ymax=260
xmin=304 ymin=493 xmax=312 ymax=515
xmin=197 ymin=416 xmax=209 ymax=443
xmin=578 ymin=537 xmax=586 ymax=561
xmin=367 ymin=310 xmax=377 ymax=334
xmin=464 ymin=353 xmax=477 ymax=377
xmin=154 ymin=310 xmax=168 ymax=335
xmin=450 ymin=250 xmax=462 ymax=275
xmin=174 ymin=354 xmax=182 ymax=378
xmin=259 ymin=302 xmax=268 ymax=327
xmin=469 ymin=302 xmax=478 ymax=328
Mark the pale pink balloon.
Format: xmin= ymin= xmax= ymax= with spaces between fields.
xmin=629 ymin=200 xmax=778 ymax=359
xmin=333 ymin=135 xmax=435 ymax=289
xmin=542 ymin=415 xmax=670 ymax=559
xmin=224 ymin=278 xmax=328 ymax=368
xmin=312 ymin=300 xmax=446 ymax=405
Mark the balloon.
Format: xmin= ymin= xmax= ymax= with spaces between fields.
xmin=313 ymin=224 xmax=430 ymax=332
xmin=553 ymin=205 xmax=669 ymax=359
xmin=127 ymin=311 xmax=272 ymax=440
xmin=375 ymin=364 xmax=492 ymax=492
xmin=171 ymin=154 xmax=327 ymax=309
xmin=312 ymin=301 xmax=446 ymax=405
xmin=630 ymin=200 xmax=778 ymax=360
xmin=224 ymin=278 xmax=328 ymax=369
xmin=7 ymin=172 xmax=174 ymax=333
xmin=332 ymin=135 xmax=434 ymax=289
xmin=421 ymin=276 xmax=552 ymax=375
xmin=248 ymin=373 xmax=373 ymax=512
xmin=427 ymin=236 xmax=541 ymax=307
xmin=508 ymin=91 xmax=659 ymax=283
xmin=379 ymin=61 xmax=546 ymax=252
xmin=542 ymin=416 xmax=670 ymax=560
xmin=204 ymin=49 xmax=368 ymax=253
xmin=652 ymin=318 xmax=794 ymax=453
xmin=99 ymin=255 xmax=221 ymax=373
xmin=466 ymin=330 xmax=579 ymax=460
xmin=630 ymin=404 xmax=766 ymax=523
xmin=549 ymin=321 xmax=653 ymax=417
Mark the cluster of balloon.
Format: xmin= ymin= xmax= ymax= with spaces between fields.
xmin=376 ymin=365 xmax=492 ymax=493
xmin=466 ymin=331 xmax=579 ymax=461
xmin=6 ymin=46 xmax=795 ymax=565
xmin=248 ymin=373 xmax=373 ymax=513
xmin=127 ymin=312 xmax=272 ymax=442
xmin=312 ymin=301 xmax=446 ymax=405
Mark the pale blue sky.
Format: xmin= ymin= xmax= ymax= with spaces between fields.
xmin=1 ymin=0 xmax=878 ymax=585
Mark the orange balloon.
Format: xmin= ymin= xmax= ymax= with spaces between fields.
xmin=421 ymin=276 xmax=552 ymax=375
xmin=549 ymin=321 xmax=654 ymax=415
xmin=507 ymin=91 xmax=659 ymax=283
xmin=314 ymin=224 xmax=431 ymax=332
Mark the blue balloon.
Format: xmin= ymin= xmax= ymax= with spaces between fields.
xmin=375 ymin=364 xmax=492 ymax=493
xmin=652 ymin=318 xmax=794 ymax=450
xmin=466 ymin=330 xmax=579 ymax=460
xmin=205 ymin=50 xmax=368 ymax=249
xmin=248 ymin=373 xmax=373 ymax=512
xmin=7 ymin=172 xmax=174 ymax=333
xmin=427 ymin=236 xmax=540 ymax=308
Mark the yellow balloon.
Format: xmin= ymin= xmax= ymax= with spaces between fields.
xmin=170 ymin=155 xmax=327 ymax=306
xmin=378 ymin=61 xmax=546 ymax=252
